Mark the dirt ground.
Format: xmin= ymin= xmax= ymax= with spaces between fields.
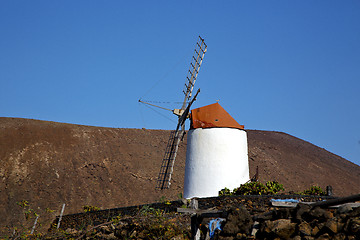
xmin=1 ymin=117 xmax=359 ymax=231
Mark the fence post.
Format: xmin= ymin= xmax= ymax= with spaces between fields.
xmin=30 ymin=215 xmax=39 ymax=234
xmin=190 ymin=198 xmax=200 ymax=240
xmin=57 ymin=203 xmax=66 ymax=229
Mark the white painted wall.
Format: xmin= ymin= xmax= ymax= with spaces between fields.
xmin=183 ymin=128 xmax=250 ymax=199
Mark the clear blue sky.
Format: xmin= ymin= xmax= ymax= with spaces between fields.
xmin=1 ymin=1 xmax=359 ymax=166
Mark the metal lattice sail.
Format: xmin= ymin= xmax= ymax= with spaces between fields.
xmin=156 ymin=36 xmax=207 ymax=190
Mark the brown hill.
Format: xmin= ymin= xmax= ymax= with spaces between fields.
xmin=1 ymin=117 xmax=359 ymax=229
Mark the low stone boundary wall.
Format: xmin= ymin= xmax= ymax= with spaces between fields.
xmin=52 ymin=195 xmax=333 ymax=231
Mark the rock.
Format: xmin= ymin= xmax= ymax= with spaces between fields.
xmin=348 ymin=206 xmax=360 ymax=218
xmin=65 ymin=228 xmax=78 ymax=235
xmin=311 ymin=225 xmax=320 ymax=236
xmin=308 ymin=207 xmax=333 ymax=222
xmin=337 ymin=213 xmax=347 ymax=221
xmin=107 ymin=233 xmax=117 ymax=239
xmin=323 ymin=218 xmax=338 ymax=234
xmin=346 ymin=217 xmax=360 ymax=234
xmin=336 ymin=204 xmax=354 ymax=215
xmin=94 ymin=232 xmax=117 ymax=239
xmin=218 ymin=236 xmax=234 ymax=240
xmin=99 ymin=225 xmax=112 ymax=234
xmin=130 ymin=230 xmax=137 ymax=238
xmin=222 ymin=206 xmax=253 ymax=236
xmin=273 ymin=208 xmax=292 ymax=220
xmin=114 ymin=228 xmax=128 ymax=238
xmin=250 ymin=221 xmax=260 ymax=236
xmin=303 ymin=236 xmax=315 ymax=240
xmin=260 ymin=220 xmax=273 ymax=234
xmin=260 ymin=219 xmax=296 ymax=239
xmin=171 ymin=235 xmax=188 ymax=240
xmin=316 ymin=233 xmax=330 ymax=240
xmin=337 ymin=221 xmax=345 ymax=233
xmin=294 ymin=203 xmax=311 ymax=222
xmin=254 ymin=211 xmax=274 ymax=221
xmin=235 ymin=232 xmax=247 ymax=239
xmin=298 ymin=221 xmax=312 ymax=236
xmin=333 ymin=233 xmax=346 ymax=240
xmin=272 ymin=219 xmax=296 ymax=239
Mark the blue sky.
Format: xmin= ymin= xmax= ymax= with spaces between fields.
xmin=1 ymin=1 xmax=359 ymax=166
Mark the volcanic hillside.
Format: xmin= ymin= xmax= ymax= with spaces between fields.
xmin=1 ymin=117 xmax=360 ymax=229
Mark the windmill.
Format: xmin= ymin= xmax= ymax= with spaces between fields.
xmin=139 ymin=36 xmax=207 ymax=190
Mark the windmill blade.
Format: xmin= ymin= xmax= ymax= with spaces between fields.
xmin=181 ymin=36 xmax=207 ymax=110
xmin=156 ymin=89 xmax=200 ymax=190
xmin=156 ymin=36 xmax=206 ymax=190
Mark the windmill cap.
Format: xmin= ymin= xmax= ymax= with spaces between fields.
xmin=190 ymin=102 xmax=244 ymax=130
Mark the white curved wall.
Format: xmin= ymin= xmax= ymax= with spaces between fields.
xmin=183 ymin=128 xmax=250 ymax=199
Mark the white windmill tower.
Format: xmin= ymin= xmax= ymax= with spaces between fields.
xmin=183 ymin=102 xmax=250 ymax=198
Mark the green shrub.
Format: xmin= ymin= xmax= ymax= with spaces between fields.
xmin=299 ymin=186 xmax=326 ymax=196
xmin=220 ymin=181 xmax=285 ymax=196
xmin=218 ymin=187 xmax=232 ymax=196
xmin=159 ymin=196 xmax=171 ymax=205
xmin=233 ymin=182 xmax=269 ymax=195
xmin=265 ymin=181 xmax=285 ymax=195
xmin=83 ymin=205 xmax=100 ymax=212
xmin=139 ymin=205 xmax=164 ymax=217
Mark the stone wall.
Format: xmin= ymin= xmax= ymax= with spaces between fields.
xmin=46 ymin=195 xmax=360 ymax=239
